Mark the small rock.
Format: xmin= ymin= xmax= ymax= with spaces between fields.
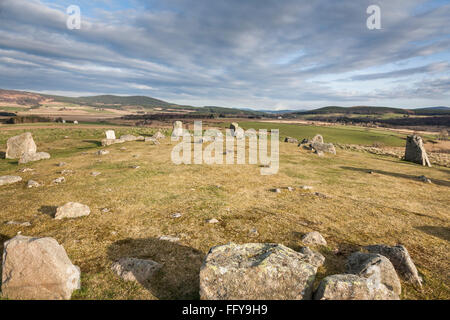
xmin=55 ymin=202 xmax=90 ymax=220
xmin=287 ymin=187 xmax=294 ymax=191
xmin=302 ymin=231 xmax=327 ymax=246
xmin=91 ymin=171 xmax=101 ymax=176
xmin=418 ymin=175 xmax=432 ymax=183
xmin=27 ymin=180 xmax=41 ymax=188
xmin=96 ymin=150 xmax=109 ymax=156
xmin=207 ymin=218 xmax=220 ymax=224
xmin=101 ymin=208 xmax=110 ymax=213
xmin=171 ymin=212 xmax=182 ymax=218
xmin=52 ymin=177 xmax=65 ymax=184
xmin=300 ymin=186 xmax=313 ymax=190
xmin=19 ymin=152 xmax=51 ymax=164
xmin=60 ymin=169 xmax=74 ymax=175
xmin=131 ymin=165 xmax=140 ymax=169
xmin=111 ymin=257 xmax=162 ymax=283
xmin=5 ymin=221 xmax=32 ymax=227
xmin=159 ymin=235 xmax=180 ymax=242
xmin=57 ymin=162 xmax=66 ymax=167
xmin=0 ymin=175 xmax=22 ymax=186
xmin=19 ymin=168 xmax=35 ymax=173
xmin=298 ymin=246 xmax=325 ymax=268
xmin=272 ymin=188 xmax=282 ymax=193
xmin=249 ymin=228 xmax=259 ymax=236
xmin=314 ymin=192 xmax=329 ymax=198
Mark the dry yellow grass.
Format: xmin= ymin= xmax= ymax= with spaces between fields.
xmin=0 ymin=125 xmax=449 ymax=300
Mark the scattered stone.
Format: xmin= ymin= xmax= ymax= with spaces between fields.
xmin=418 ymin=175 xmax=432 ymax=183
xmin=57 ymin=162 xmax=66 ymax=167
xmin=19 ymin=168 xmax=35 ymax=173
xmin=19 ymin=152 xmax=51 ymax=164
xmin=55 ymin=202 xmax=91 ymax=220
xmin=298 ymin=246 xmax=325 ymax=268
xmin=404 ymin=135 xmax=431 ymax=167
xmin=159 ymin=235 xmax=180 ymax=242
xmin=111 ymin=257 xmax=162 ymax=283
xmin=171 ymin=212 xmax=182 ymax=218
xmin=207 ymin=218 xmax=220 ymax=224
xmin=300 ymin=185 xmax=313 ymax=190
xmin=230 ymin=122 xmax=239 ymax=132
xmin=91 ymin=171 xmax=101 ymax=176
xmin=131 ymin=165 xmax=140 ymax=169
xmin=52 ymin=177 xmax=65 ymax=184
xmin=314 ymin=192 xmax=329 ymax=198
xmin=287 ymin=187 xmax=294 ymax=192
xmin=5 ymin=132 xmax=37 ymax=159
xmin=27 ymin=179 xmax=41 ymax=188
xmin=5 ymin=221 xmax=32 ymax=227
xmin=60 ymin=169 xmax=74 ymax=175
xmin=199 ymin=243 xmax=317 ymax=300
xmin=365 ymin=244 xmax=422 ymax=287
xmin=312 ymin=134 xmax=324 ymax=144
xmin=314 ymin=274 xmax=398 ymax=300
xmin=302 ymin=231 xmax=327 ymax=246
xmin=105 ymin=130 xmax=116 ymax=140
xmin=96 ymin=150 xmax=109 ymax=156
xmin=284 ymin=137 xmax=299 ymax=144
xmin=101 ymin=138 xmax=125 ymax=146
xmin=346 ymin=252 xmax=401 ymax=297
xmin=1 ymin=235 xmax=80 ymax=300
xmin=0 ymin=175 xmax=22 ymax=186
xmin=101 ymin=208 xmax=110 ymax=213
xmin=272 ymin=188 xmax=282 ymax=193
xmin=120 ymin=147 xmax=127 ymax=150
xmin=120 ymin=134 xmax=145 ymax=142
xmin=152 ymin=131 xmax=166 ymax=140
xmin=64 ymin=136 xmax=69 ymax=139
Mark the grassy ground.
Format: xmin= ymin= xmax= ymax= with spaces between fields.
xmin=0 ymin=123 xmax=449 ymax=300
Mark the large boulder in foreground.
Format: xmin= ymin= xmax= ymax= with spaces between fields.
xmin=19 ymin=152 xmax=51 ymax=164
xmin=1 ymin=235 xmax=80 ymax=300
xmin=347 ymin=252 xmax=401 ymax=297
xmin=55 ymin=202 xmax=91 ymax=220
xmin=199 ymin=243 xmax=317 ymax=300
xmin=365 ymin=244 xmax=422 ymax=287
xmin=404 ymin=135 xmax=431 ymax=167
xmin=0 ymin=175 xmax=22 ymax=186
xmin=6 ymin=132 xmax=37 ymax=159
xmin=314 ymin=274 xmax=398 ymax=300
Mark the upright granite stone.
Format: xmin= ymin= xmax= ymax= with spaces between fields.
xmin=6 ymin=132 xmax=37 ymax=159
xmin=346 ymin=252 xmax=401 ymax=297
xmin=1 ymin=235 xmax=80 ymax=300
xmin=365 ymin=244 xmax=422 ymax=287
xmin=105 ymin=130 xmax=116 ymax=140
xmin=404 ymin=135 xmax=431 ymax=167
xmin=199 ymin=243 xmax=317 ymax=300
xmin=172 ymin=121 xmax=184 ymax=137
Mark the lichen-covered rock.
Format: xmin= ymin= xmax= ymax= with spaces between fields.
xmin=199 ymin=243 xmax=317 ymax=300
xmin=311 ymin=142 xmax=336 ymax=155
xmin=55 ymin=202 xmax=90 ymax=220
xmin=302 ymin=231 xmax=327 ymax=246
xmin=312 ymin=134 xmax=324 ymax=144
xmin=19 ymin=152 xmax=51 ymax=164
xmin=1 ymin=235 xmax=80 ymax=300
xmin=404 ymin=135 xmax=431 ymax=167
xmin=6 ymin=132 xmax=37 ymax=159
xmin=365 ymin=244 xmax=422 ymax=287
xmin=0 ymin=175 xmax=22 ymax=186
xmin=298 ymin=246 xmax=325 ymax=268
xmin=347 ymin=252 xmax=401 ymax=296
xmin=314 ymin=274 xmax=398 ymax=300
xmin=27 ymin=179 xmax=41 ymax=188
xmin=111 ymin=257 xmax=162 ymax=283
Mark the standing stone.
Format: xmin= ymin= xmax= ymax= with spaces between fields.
xmin=55 ymin=202 xmax=91 ymax=220
xmin=199 ymin=243 xmax=317 ymax=300
xmin=346 ymin=252 xmax=401 ymax=297
xmin=0 ymin=175 xmax=22 ymax=186
xmin=1 ymin=235 xmax=80 ymax=300
xmin=365 ymin=244 xmax=422 ymax=287
xmin=111 ymin=257 xmax=162 ymax=283
xmin=312 ymin=134 xmax=324 ymax=144
xmin=314 ymin=274 xmax=398 ymax=300
xmin=172 ymin=121 xmax=184 ymax=137
xmin=404 ymin=135 xmax=431 ymax=167
xmin=6 ymin=132 xmax=37 ymax=159
xmin=105 ymin=130 xmax=116 ymax=140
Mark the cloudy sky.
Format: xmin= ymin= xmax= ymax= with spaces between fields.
xmin=0 ymin=0 xmax=449 ymax=110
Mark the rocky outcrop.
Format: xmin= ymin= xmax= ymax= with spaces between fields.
xmin=404 ymin=135 xmax=431 ymax=167
xmin=1 ymin=235 xmax=80 ymax=300
xmin=199 ymin=243 xmax=317 ymax=300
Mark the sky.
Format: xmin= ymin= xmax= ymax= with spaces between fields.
xmin=0 ymin=0 xmax=449 ymax=110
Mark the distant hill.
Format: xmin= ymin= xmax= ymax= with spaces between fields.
xmin=294 ymin=106 xmax=409 ymax=115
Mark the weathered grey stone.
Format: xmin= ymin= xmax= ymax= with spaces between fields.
xmin=314 ymin=274 xmax=398 ymax=300
xmin=311 ymin=142 xmax=336 ymax=155
xmin=52 ymin=176 xmax=65 ymax=184
xmin=152 ymin=131 xmax=165 ymax=139
xmin=90 ymin=171 xmax=101 ymax=177
xmin=346 ymin=252 xmax=401 ymax=296
xmin=230 ymin=122 xmax=239 ymax=132
xmin=298 ymin=246 xmax=325 ymax=268
xmin=6 ymin=132 xmax=37 ymax=159
xmin=199 ymin=243 xmax=317 ymax=300
xmin=0 ymin=175 xmax=22 ymax=186
xmin=19 ymin=152 xmax=51 ymax=164
xmin=111 ymin=257 xmax=161 ymax=283
xmin=27 ymin=179 xmax=41 ymax=188
xmin=158 ymin=235 xmax=180 ymax=242
xmin=5 ymin=221 xmax=31 ymax=227
xmin=404 ymin=135 xmax=431 ymax=167
xmin=207 ymin=218 xmax=220 ymax=224
xmin=55 ymin=202 xmax=90 ymax=220
xmin=302 ymin=231 xmax=327 ymax=246
xmin=96 ymin=149 xmax=110 ymax=155
xmin=284 ymin=137 xmax=299 ymax=144
xmin=1 ymin=235 xmax=80 ymax=300
xmin=312 ymin=134 xmax=324 ymax=144
xmin=105 ymin=130 xmax=116 ymax=140
xmin=119 ymin=134 xmax=144 ymax=142
xmin=145 ymin=137 xmax=160 ymax=144
xmin=365 ymin=244 xmax=422 ymax=287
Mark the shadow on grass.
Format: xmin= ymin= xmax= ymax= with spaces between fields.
xmin=340 ymin=166 xmax=450 ymax=187
xmin=38 ymin=205 xmax=58 ymax=218
xmin=82 ymin=140 xmax=102 ymax=147
xmin=107 ymin=237 xmax=205 ymax=300
xmin=415 ymin=226 xmax=450 ymax=242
